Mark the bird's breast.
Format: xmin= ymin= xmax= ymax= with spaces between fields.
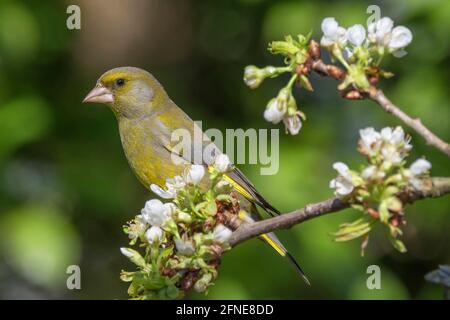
xmin=118 ymin=118 xmax=186 ymax=189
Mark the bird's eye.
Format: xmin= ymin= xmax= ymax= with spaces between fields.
xmin=116 ymin=78 xmax=125 ymax=86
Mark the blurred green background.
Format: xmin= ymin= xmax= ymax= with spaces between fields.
xmin=0 ymin=0 xmax=448 ymax=299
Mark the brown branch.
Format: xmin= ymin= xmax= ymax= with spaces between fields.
xmin=229 ymin=177 xmax=450 ymax=247
xmin=311 ymin=59 xmax=450 ymax=158
xmin=367 ymin=88 xmax=450 ymax=157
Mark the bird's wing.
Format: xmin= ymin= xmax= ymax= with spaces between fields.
xmin=224 ymin=168 xmax=280 ymax=216
xmin=156 ymin=107 xmax=280 ymax=216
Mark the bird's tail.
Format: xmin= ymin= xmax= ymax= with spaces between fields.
xmin=259 ymin=232 xmax=310 ymax=286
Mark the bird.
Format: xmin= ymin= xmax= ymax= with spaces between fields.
xmin=83 ymin=66 xmax=309 ymax=285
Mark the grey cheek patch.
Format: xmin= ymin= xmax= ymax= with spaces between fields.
xmin=129 ymin=81 xmax=154 ymax=103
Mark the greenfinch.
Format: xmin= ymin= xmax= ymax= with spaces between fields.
xmin=83 ymin=67 xmax=309 ymax=285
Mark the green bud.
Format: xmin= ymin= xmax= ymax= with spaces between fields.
xmin=269 ymin=38 xmax=299 ymax=56
xmin=177 ymin=211 xmax=192 ymax=223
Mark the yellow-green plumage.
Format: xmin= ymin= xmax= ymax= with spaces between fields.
xmin=84 ymin=66 xmax=309 ymax=284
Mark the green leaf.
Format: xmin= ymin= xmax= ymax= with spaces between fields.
xmin=390 ymin=238 xmax=407 ymax=253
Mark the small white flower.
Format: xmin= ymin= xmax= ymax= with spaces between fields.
xmin=391 ymin=126 xmax=406 ymax=145
xmin=150 ymin=175 xmax=186 ymax=199
xmin=359 ymin=127 xmax=381 ymax=155
xmin=368 ymin=17 xmax=394 ymax=45
xmin=388 ymin=26 xmax=413 ymax=50
xmin=145 ymin=226 xmax=164 ymax=244
xmin=409 ymin=159 xmax=431 ymax=176
xmin=120 ymin=247 xmax=134 ymax=258
xmin=243 ymin=65 xmax=263 ymax=89
xmin=380 ymin=126 xmax=412 ymax=150
xmin=185 ymin=165 xmax=205 ymax=185
xmin=150 ymin=183 xmax=175 ymax=199
xmin=283 ymin=114 xmax=302 ymax=135
xmin=361 ymin=165 xmax=377 ymax=180
xmin=264 ymin=98 xmax=286 ymax=124
xmin=381 ymin=145 xmax=403 ymax=165
xmin=213 ymin=154 xmax=232 ymax=173
xmin=175 ymin=238 xmax=195 ymax=256
xmin=141 ymin=199 xmax=170 ymax=226
xmin=329 ymin=162 xmax=354 ymax=197
xmin=127 ymin=215 xmax=147 ymax=241
xmin=347 ymin=24 xmax=366 ymax=47
xmin=213 ymin=224 xmax=233 ymax=243
xmin=320 ymin=17 xmax=347 ymax=47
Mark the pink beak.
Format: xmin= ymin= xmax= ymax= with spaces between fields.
xmin=83 ymin=85 xmax=114 ymax=104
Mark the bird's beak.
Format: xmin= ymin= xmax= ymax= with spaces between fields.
xmin=83 ymin=85 xmax=114 ymax=104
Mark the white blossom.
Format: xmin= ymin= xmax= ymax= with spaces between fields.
xmin=329 ymin=162 xmax=354 ymax=197
xmin=243 ymin=65 xmax=263 ymax=89
xmin=347 ymin=24 xmax=366 ymax=47
xmin=359 ymin=127 xmax=381 ymax=155
xmin=381 ymin=127 xmax=400 ymax=144
xmin=388 ymin=26 xmax=413 ymax=50
xmin=320 ymin=17 xmax=347 ymax=47
xmin=141 ymin=199 xmax=170 ymax=226
xmin=186 ymin=165 xmax=205 ymax=185
xmin=213 ymin=224 xmax=233 ymax=243
xmin=379 ymin=126 xmax=411 ymax=153
xmin=175 ymin=238 xmax=195 ymax=256
xmin=264 ymin=98 xmax=286 ymax=124
xmin=362 ymin=165 xmax=377 ymax=180
xmin=145 ymin=226 xmax=164 ymax=244
xmin=368 ymin=17 xmax=413 ymax=52
xmin=409 ymin=159 xmax=431 ymax=176
xmin=150 ymin=175 xmax=186 ymax=199
xmin=283 ymin=114 xmax=302 ymax=135
xmin=368 ymin=17 xmax=394 ymax=46
xmin=127 ymin=215 xmax=147 ymax=241
xmin=213 ymin=154 xmax=232 ymax=173
xmin=381 ymin=145 xmax=403 ymax=165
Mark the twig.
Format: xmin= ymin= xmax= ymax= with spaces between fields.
xmin=367 ymin=88 xmax=450 ymax=157
xmin=311 ymin=59 xmax=450 ymax=158
xmin=229 ymin=177 xmax=450 ymax=247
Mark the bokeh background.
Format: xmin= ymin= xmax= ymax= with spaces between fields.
xmin=0 ymin=0 xmax=448 ymax=299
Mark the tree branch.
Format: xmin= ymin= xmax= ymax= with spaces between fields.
xmin=229 ymin=177 xmax=450 ymax=247
xmin=311 ymin=59 xmax=450 ymax=158
xmin=367 ymin=88 xmax=450 ymax=157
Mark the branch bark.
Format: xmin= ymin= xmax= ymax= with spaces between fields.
xmin=229 ymin=177 xmax=450 ymax=247
xmin=311 ymin=59 xmax=450 ymax=158
xmin=367 ymin=88 xmax=450 ymax=157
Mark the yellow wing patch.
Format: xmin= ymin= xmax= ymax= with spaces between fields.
xmin=260 ymin=234 xmax=286 ymax=257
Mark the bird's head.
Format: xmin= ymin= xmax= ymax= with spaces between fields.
xmin=83 ymin=67 xmax=168 ymax=118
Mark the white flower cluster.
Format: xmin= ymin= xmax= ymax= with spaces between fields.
xmin=330 ymin=126 xmax=431 ymax=198
xmin=321 ymin=16 xmax=413 ymax=55
xmin=150 ymin=154 xmax=232 ymax=199
xmin=123 ymin=155 xmax=234 ymax=254
xmin=359 ymin=126 xmax=412 ymax=167
xmin=329 ymin=162 xmax=354 ymax=198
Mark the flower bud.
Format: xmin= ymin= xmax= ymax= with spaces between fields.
xmin=243 ymin=65 xmax=264 ymax=89
xmin=145 ymin=226 xmax=164 ymax=244
xmin=213 ymin=224 xmax=233 ymax=243
xmin=186 ymin=164 xmax=205 ymax=185
xmin=213 ymin=154 xmax=232 ymax=173
xmin=194 ymin=273 xmax=213 ymax=293
xmin=141 ymin=199 xmax=170 ymax=227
